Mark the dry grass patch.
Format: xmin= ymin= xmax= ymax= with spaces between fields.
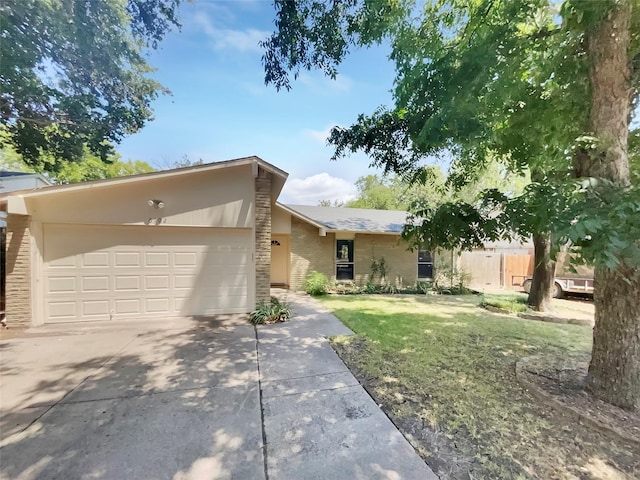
xmin=322 ymin=295 xmax=638 ymax=480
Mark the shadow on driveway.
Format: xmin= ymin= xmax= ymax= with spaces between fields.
xmin=0 ymin=316 xmax=264 ymax=480
xmin=1 ymin=295 xmax=437 ymax=480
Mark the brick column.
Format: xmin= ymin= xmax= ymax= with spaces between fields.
xmin=255 ymin=168 xmax=271 ymax=304
xmin=5 ymin=214 xmax=31 ymax=326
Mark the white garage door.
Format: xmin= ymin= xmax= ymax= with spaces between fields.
xmin=43 ymin=224 xmax=252 ymax=323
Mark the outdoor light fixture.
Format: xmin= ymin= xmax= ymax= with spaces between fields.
xmin=148 ymin=199 xmax=165 ymax=209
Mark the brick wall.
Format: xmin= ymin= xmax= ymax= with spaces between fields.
xmin=354 ymin=234 xmax=417 ymax=287
xmin=5 ymin=214 xmax=31 ymax=326
xmin=288 ymin=222 xmax=418 ymax=290
xmin=255 ymin=168 xmax=271 ymax=303
xmin=290 ymin=218 xmax=335 ymax=290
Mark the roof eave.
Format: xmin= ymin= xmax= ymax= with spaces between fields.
xmin=275 ymin=202 xmax=328 ymax=230
xmin=10 ymin=156 xmax=288 ymax=199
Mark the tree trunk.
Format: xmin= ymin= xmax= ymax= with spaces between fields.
xmin=589 ymin=265 xmax=640 ymax=410
xmin=528 ymin=233 xmax=556 ymax=312
xmin=581 ymin=0 xmax=639 ymax=411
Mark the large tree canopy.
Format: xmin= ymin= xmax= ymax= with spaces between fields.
xmin=0 ymin=0 xmax=181 ymax=170
xmin=263 ymin=0 xmax=640 ymax=410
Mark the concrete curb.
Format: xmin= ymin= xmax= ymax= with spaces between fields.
xmin=515 ymin=356 xmax=640 ymax=448
xmin=479 ymin=304 xmax=593 ymax=327
xmin=517 ymin=312 xmax=593 ymax=327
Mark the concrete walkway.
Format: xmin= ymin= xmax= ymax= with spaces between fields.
xmin=0 ymin=293 xmax=436 ymax=479
xmin=259 ymin=292 xmax=436 ymax=479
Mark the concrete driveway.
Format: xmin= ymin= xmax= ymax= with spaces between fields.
xmin=0 ymin=293 xmax=436 ymax=480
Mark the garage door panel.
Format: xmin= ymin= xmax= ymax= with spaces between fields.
xmin=145 ymin=252 xmax=170 ymax=267
xmin=83 ymin=300 xmax=110 ymax=317
xmin=115 ymin=275 xmax=141 ymax=291
xmin=174 ymin=252 xmax=197 ymax=267
xmin=48 ymin=301 xmax=79 ymax=319
xmin=48 ymin=276 xmax=77 ymax=293
xmin=115 ymin=251 xmax=142 ymax=267
xmin=145 ymin=275 xmax=170 ymax=290
xmin=199 ymin=253 xmax=250 ymax=266
xmin=43 ymin=224 xmax=252 ymax=323
xmin=146 ymin=298 xmax=170 ymax=313
xmin=174 ymin=275 xmax=195 ymax=290
xmin=83 ymin=252 xmax=110 ymax=267
xmin=82 ymin=276 xmax=110 ymax=292
xmin=115 ymin=298 xmax=142 ymax=315
xmin=48 ymin=257 xmax=78 ymax=268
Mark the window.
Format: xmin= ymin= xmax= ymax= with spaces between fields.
xmin=336 ymin=239 xmax=354 ymax=281
xmin=418 ymin=250 xmax=433 ymax=279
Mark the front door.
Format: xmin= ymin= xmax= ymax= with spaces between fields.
xmin=270 ymin=234 xmax=289 ymax=287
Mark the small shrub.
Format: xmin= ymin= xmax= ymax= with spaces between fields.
xmin=370 ymin=256 xmax=388 ymax=283
xmin=416 ymin=280 xmax=434 ymax=294
xmin=249 ymin=296 xmax=292 ymax=325
xmin=433 ymin=256 xmax=472 ymax=293
xmin=304 ymin=271 xmax=330 ymax=296
xmin=379 ymin=283 xmax=400 ymax=294
xmin=332 ymin=281 xmax=361 ymax=295
xmin=363 ymin=281 xmax=377 ymax=294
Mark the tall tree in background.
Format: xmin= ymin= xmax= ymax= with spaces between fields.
xmin=345 ymin=160 xmax=527 ymax=211
xmin=0 ymin=0 xmax=181 ymax=172
xmin=262 ymin=0 xmax=639 ymax=409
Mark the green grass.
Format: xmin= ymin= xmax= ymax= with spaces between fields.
xmin=320 ymin=295 xmax=637 ymax=479
xmin=481 ymin=293 xmax=529 ymax=313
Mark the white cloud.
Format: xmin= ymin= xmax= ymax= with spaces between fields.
xmin=303 ymin=124 xmax=339 ymax=144
xmin=192 ymin=11 xmax=268 ymax=52
xmin=279 ymin=173 xmax=357 ymax=205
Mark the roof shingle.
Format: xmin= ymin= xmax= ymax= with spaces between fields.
xmin=284 ymin=204 xmax=409 ymax=233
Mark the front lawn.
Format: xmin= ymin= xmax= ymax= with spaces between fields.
xmin=320 ymin=294 xmax=638 ymax=480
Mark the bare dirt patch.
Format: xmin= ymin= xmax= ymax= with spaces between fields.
xmin=332 ymin=338 xmax=479 ymax=480
xmin=517 ymin=354 xmax=640 ymax=447
xmin=333 ymin=338 xmax=640 ymax=480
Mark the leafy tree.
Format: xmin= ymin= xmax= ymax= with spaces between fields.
xmin=154 ymin=154 xmax=205 ymax=171
xmin=262 ymin=1 xmax=640 ymax=410
xmin=54 ymin=151 xmax=155 ymax=184
xmin=0 ymin=0 xmax=181 ymax=171
xmin=346 ymin=160 xmax=527 ymax=211
xmin=0 ymin=144 xmax=154 ymax=183
xmin=318 ymin=199 xmax=345 ymax=207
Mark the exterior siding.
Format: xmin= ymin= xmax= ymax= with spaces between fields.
xmin=23 ymin=165 xmax=255 ymax=228
xmin=290 ymin=218 xmax=335 ymax=290
xmin=354 ymin=234 xmax=417 ymax=287
xmin=5 ymin=214 xmax=31 ymax=326
xmin=255 ymin=168 xmax=272 ymax=303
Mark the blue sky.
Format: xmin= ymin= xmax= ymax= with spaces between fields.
xmin=116 ymin=0 xmax=397 ymax=205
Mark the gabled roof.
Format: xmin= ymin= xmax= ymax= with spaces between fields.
xmin=283 ymin=204 xmax=409 ymax=234
xmin=5 ymin=156 xmax=287 ymax=198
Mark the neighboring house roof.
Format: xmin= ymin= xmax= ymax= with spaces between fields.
xmin=0 ymin=171 xmax=35 ymax=177
xmin=283 ymin=204 xmax=409 ymax=233
xmin=0 ymin=171 xmax=52 ymax=196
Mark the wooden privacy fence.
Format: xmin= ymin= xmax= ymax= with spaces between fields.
xmin=505 ymin=255 xmax=534 ymax=289
xmin=459 ymin=252 xmax=533 ymax=290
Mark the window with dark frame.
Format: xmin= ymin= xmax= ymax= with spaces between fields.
xmin=336 ymin=239 xmax=354 ymax=281
xmin=418 ymin=250 xmax=433 ymax=279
